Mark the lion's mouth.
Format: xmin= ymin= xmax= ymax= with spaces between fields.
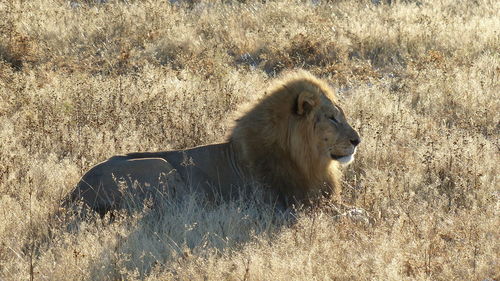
xmin=330 ymin=154 xmax=345 ymax=160
xmin=330 ymin=153 xmax=355 ymax=165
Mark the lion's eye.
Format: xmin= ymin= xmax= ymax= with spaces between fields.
xmin=329 ymin=116 xmax=339 ymax=124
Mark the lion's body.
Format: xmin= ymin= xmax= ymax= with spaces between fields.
xmin=70 ymin=143 xmax=253 ymax=216
xmin=69 ymin=71 xmax=361 ymax=216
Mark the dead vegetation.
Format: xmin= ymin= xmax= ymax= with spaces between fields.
xmin=0 ymin=0 xmax=498 ymax=280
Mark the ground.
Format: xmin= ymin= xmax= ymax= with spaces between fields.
xmin=0 ymin=0 xmax=498 ymax=280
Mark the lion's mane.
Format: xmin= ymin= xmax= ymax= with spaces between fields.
xmin=230 ymin=71 xmax=342 ymax=204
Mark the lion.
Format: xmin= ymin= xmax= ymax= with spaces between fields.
xmin=68 ymin=70 xmax=361 ymax=217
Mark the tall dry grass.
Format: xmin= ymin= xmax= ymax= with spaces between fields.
xmin=0 ymin=0 xmax=498 ymax=280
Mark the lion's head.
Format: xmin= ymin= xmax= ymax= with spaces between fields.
xmin=303 ymin=86 xmax=361 ymax=166
xmin=230 ymin=71 xmax=360 ymax=204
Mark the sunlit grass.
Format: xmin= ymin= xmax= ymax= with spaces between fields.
xmin=0 ymin=0 xmax=498 ymax=280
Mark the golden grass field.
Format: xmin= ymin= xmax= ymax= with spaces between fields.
xmin=0 ymin=0 xmax=499 ymax=280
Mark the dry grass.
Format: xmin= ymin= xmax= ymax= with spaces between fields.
xmin=0 ymin=0 xmax=499 ymax=280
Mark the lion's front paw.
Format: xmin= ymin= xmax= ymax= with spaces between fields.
xmin=331 ymin=205 xmax=376 ymax=226
xmin=343 ymin=207 xmax=375 ymax=225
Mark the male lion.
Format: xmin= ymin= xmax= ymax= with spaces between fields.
xmin=69 ymin=71 xmax=360 ymax=217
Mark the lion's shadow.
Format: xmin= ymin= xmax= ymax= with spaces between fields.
xmin=64 ymin=182 xmax=372 ymax=279
xmin=79 ymin=184 xmax=293 ymax=279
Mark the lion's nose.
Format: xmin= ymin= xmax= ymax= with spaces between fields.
xmin=350 ymin=137 xmax=361 ymax=147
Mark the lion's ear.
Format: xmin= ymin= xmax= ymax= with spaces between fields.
xmin=297 ymin=91 xmax=317 ymax=115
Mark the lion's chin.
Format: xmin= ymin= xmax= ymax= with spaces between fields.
xmin=331 ymin=153 xmax=355 ymax=166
